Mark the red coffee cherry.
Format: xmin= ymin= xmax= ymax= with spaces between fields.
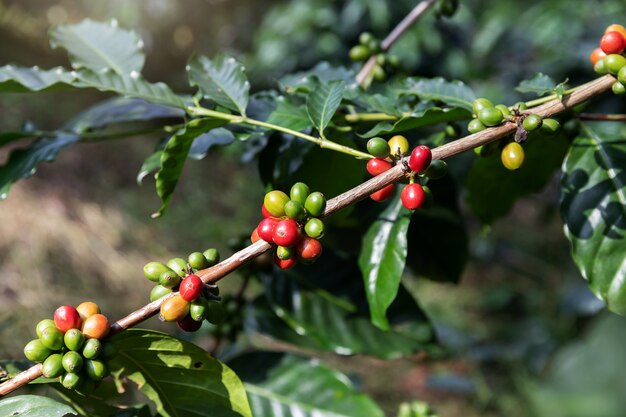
xmin=600 ymin=31 xmax=626 ymax=55
xmin=589 ymin=47 xmax=607 ymax=65
xmin=261 ymin=204 xmax=272 ymax=218
xmin=179 ymin=274 xmax=203 ymax=302
xmin=366 ymin=158 xmax=392 ymax=176
xmin=176 ymin=314 xmax=203 ymax=332
xmin=370 ymin=183 xmax=395 ymax=202
xmin=401 ymin=184 xmax=426 ymax=210
xmin=258 ymin=217 xmax=278 ymax=243
xmin=273 ymin=219 xmax=301 ymax=247
xmin=408 ymin=146 xmax=432 ymax=173
xmin=81 ymin=314 xmax=110 ymax=340
xmin=250 ymin=227 xmax=260 ymax=243
xmin=296 ymin=237 xmax=323 ymax=263
xmin=274 ymin=252 xmax=297 ymax=270
xmin=54 ymin=306 xmax=82 ymax=333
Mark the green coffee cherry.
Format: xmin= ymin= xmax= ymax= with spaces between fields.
xmin=605 ymin=54 xmax=626 ymax=75
xmin=35 ymin=319 xmax=56 ymax=339
xmin=304 ymin=192 xmax=326 ymax=217
xmin=143 ymin=262 xmax=172 ymax=283
xmin=150 ymin=285 xmax=173 ymax=302
xmin=367 ymin=137 xmax=391 ymax=158
xmin=63 ymin=329 xmax=85 ymax=352
xmin=284 ymin=200 xmax=306 ymax=221
xmin=159 ymin=270 xmax=181 ymax=288
xmin=24 ymin=339 xmax=52 ymax=362
xmin=495 ymin=104 xmax=511 ymax=117
xmin=190 ymin=299 xmax=208 ymax=322
xmin=540 ymin=118 xmax=560 ymax=135
xmin=424 ymin=159 xmax=448 ymax=179
xmin=206 ymin=301 xmax=226 ymax=325
xmin=188 ymin=252 xmax=208 ymax=270
xmin=82 ymin=338 xmax=102 ymax=360
xmin=471 ymin=98 xmax=494 ymax=115
xmin=40 ymin=327 xmax=64 ymax=351
xmin=359 ymin=32 xmax=374 ymax=46
xmin=166 ymin=258 xmax=188 ymax=277
xmin=468 ymin=119 xmax=486 ymax=134
xmin=349 ymin=45 xmax=370 ymax=62
xmin=290 ymin=183 xmax=310 ymax=205
xmin=304 ymin=218 xmax=325 ymax=239
xmin=514 ymin=102 xmax=528 ymax=111
xmin=62 ymin=351 xmax=83 ymax=373
xmin=61 ymin=372 xmax=83 ymax=390
xmin=477 ymin=107 xmax=504 ymax=127
xmin=367 ymin=39 xmax=381 ymax=54
xmin=372 ymin=65 xmax=386 ymax=82
xmin=42 ymin=354 xmax=64 ymax=378
xmin=594 ymin=58 xmax=609 ymax=75
xmin=618 ymin=66 xmax=626 ymax=85
xmin=276 ymin=245 xmax=295 ymax=260
xmin=612 ymin=81 xmax=626 ymax=95
xmin=522 ymin=114 xmax=543 ymax=131
xmin=264 ymin=190 xmax=290 ymax=217
xmin=84 ymin=359 xmax=109 ymax=381
xmin=203 ymin=248 xmax=220 ymax=266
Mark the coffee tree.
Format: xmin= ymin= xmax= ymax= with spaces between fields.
xmin=0 ymin=0 xmax=625 ymax=416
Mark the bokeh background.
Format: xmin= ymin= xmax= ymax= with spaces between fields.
xmin=1 ymin=1 xmax=626 ymax=416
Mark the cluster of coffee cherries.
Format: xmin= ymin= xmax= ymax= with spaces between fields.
xmin=366 ymin=135 xmax=445 ymax=210
xmin=251 ymin=183 xmax=326 ymax=269
xmin=590 ymin=23 xmax=626 ymax=95
xmin=23 ymin=302 xmax=113 ymax=393
xmin=143 ymin=249 xmax=225 ymax=332
xmin=468 ymin=98 xmax=560 ymax=170
xmin=349 ymin=32 xmax=400 ymax=82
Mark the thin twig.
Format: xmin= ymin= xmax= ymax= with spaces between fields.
xmin=577 ymin=112 xmax=626 ymax=121
xmin=356 ymin=0 xmax=438 ymax=87
xmin=0 ymin=74 xmax=616 ymax=397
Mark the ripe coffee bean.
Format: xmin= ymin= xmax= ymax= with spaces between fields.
xmin=370 ymin=183 xmax=395 ymax=202
xmin=180 ymin=274 xmax=203 ymax=302
xmin=605 ymin=24 xmax=626 ymax=40
xmin=76 ymin=302 xmax=100 ymax=322
xmin=82 ymin=338 xmax=102 ymax=360
xmin=408 ymin=145 xmax=432 ymax=173
xmin=296 ymin=237 xmax=323 ymax=263
xmin=273 ymin=219 xmax=301 ymax=247
xmin=150 ymin=285 xmax=173 ymax=302
xmin=274 ymin=253 xmax=297 ymax=270
xmin=24 ymin=339 xmax=52 ymax=362
xmin=62 ymin=351 xmax=84 ymax=373
xmin=401 ymin=184 xmax=426 ymax=210
xmin=589 ymin=47 xmax=607 ymax=65
xmin=366 ymin=158 xmax=392 ymax=176
xmin=304 ymin=192 xmax=326 ymax=217
xmin=63 ymin=329 xmax=85 ymax=351
xmin=54 ymin=306 xmax=82 ymax=333
xmin=188 ymin=252 xmax=208 ymax=270
xmin=258 ymin=217 xmax=277 ymax=243
xmin=600 ymin=31 xmax=626 ymax=54
xmin=261 ymin=203 xmax=272 ymax=218
xmin=143 ymin=262 xmax=171 ymax=283
xmin=42 ymin=354 xmax=64 ymax=378
xmin=177 ymin=314 xmax=203 ymax=332
xmin=81 ymin=314 xmax=110 ymax=340
xmin=264 ymin=190 xmax=290 ymax=217
xmin=290 ymin=182 xmax=311 ymax=205
xmin=166 ymin=258 xmax=188 ymax=277
xmin=250 ymin=227 xmax=260 ymax=243
xmin=159 ymin=270 xmax=181 ymax=288
xmin=160 ymin=295 xmax=190 ymax=322
xmin=304 ymin=218 xmax=324 ymax=239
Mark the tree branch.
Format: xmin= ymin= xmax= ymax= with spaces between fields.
xmin=356 ymin=0 xmax=438 ymax=87
xmin=0 ymin=73 xmax=615 ymax=397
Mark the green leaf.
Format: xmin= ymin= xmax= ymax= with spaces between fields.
xmin=0 ymin=131 xmax=35 ymax=147
xmin=466 ymin=133 xmax=569 ymax=224
xmin=137 ymin=151 xmax=162 ymax=185
xmin=188 ymin=128 xmax=235 ymax=160
xmin=360 ymin=106 xmax=471 ymax=138
xmin=245 ymin=252 xmax=435 ymax=359
xmin=402 ymin=77 xmax=476 ymax=111
xmin=306 ymin=80 xmax=345 ymax=135
xmin=54 ymin=382 xmax=152 ymax=417
xmin=0 ymin=65 xmax=73 ymax=92
xmin=109 ymin=329 xmax=252 ymax=417
xmin=64 ymin=97 xmax=184 ymax=133
xmin=76 ymin=70 xmax=187 ymax=109
xmin=153 ymin=118 xmax=227 ymax=217
xmin=515 ymin=73 xmax=556 ymax=96
xmin=187 ymin=54 xmax=250 ymax=116
xmin=0 ymin=134 xmax=78 ymax=200
xmin=50 ymin=19 xmax=145 ymax=75
xmin=359 ymin=93 xmax=404 ymax=117
xmin=0 ymin=395 xmax=77 ymax=417
xmin=561 ymin=123 xmax=626 ymax=314
xmin=266 ymin=96 xmax=313 ymax=132
xmin=358 ymin=193 xmax=411 ymax=330
xmin=229 ymin=353 xmax=385 ymax=417
xmin=279 ymin=62 xmax=355 ymax=94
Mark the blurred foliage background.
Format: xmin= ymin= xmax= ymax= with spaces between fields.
xmin=1 ymin=0 xmax=626 ymax=416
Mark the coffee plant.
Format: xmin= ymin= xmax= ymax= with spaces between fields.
xmin=0 ymin=1 xmax=625 ymax=416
